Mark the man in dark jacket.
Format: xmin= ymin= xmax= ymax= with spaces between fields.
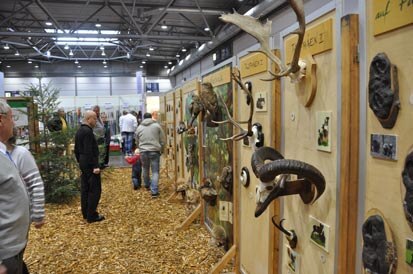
xmin=74 ymin=110 xmax=105 ymax=223
xmin=47 ymin=107 xmax=67 ymax=132
xmin=135 ymin=112 xmax=165 ymax=198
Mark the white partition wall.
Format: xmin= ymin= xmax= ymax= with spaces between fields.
xmin=42 ymin=77 xmax=75 ymax=96
xmin=76 ymin=77 xmax=110 ymax=96
xmin=4 ymin=78 xmax=40 ymax=92
xmin=112 ymin=77 xmax=137 ymax=95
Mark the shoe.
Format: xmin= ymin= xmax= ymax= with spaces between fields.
xmin=133 ymin=185 xmax=141 ymax=190
xmin=87 ymin=215 xmax=105 ymax=223
xmin=145 ymin=186 xmax=150 ymax=191
xmin=151 ymin=192 xmax=160 ymax=198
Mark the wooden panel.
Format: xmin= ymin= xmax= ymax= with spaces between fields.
xmin=165 ymin=92 xmax=176 ymax=183
xmin=285 ymin=18 xmax=333 ymax=63
xmin=282 ymin=11 xmax=337 ymax=274
xmin=202 ymin=66 xmax=231 ymax=86
xmin=174 ymin=89 xmax=185 ymax=179
xmin=365 ymin=2 xmax=413 ymax=273
xmin=237 ymin=54 xmax=276 ymax=274
xmin=337 ymin=14 xmax=359 ymax=274
xmin=373 ymin=0 xmax=413 ymax=36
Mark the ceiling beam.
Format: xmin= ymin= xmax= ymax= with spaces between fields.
xmin=0 ymin=1 xmax=34 ymax=27
xmin=144 ymin=0 xmax=175 ymax=35
xmin=70 ymin=4 xmax=106 ymax=33
xmin=35 ymin=0 xmax=65 ymax=32
xmin=119 ymin=0 xmax=143 ymax=35
xmin=143 ymin=7 xmax=226 ymax=16
xmin=0 ymin=31 xmax=211 ymax=41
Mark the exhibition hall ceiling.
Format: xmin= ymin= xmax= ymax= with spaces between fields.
xmin=0 ymin=0 xmax=263 ymax=74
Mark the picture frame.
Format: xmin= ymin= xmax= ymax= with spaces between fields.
xmin=316 ymin=111 xmax=332 ymax=152
xmin=255 ymin=90 xmax=268 ymax=112
xmin=309 ymin=215 xmax=330 ymax=252
xmin=370 ymin=133 xmax=398 ymax=161
xmin=285 ymin=245 xmax=299 ymax=273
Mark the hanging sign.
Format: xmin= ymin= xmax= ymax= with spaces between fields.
xmin=373 ymin=0 xmax=413 ymax=36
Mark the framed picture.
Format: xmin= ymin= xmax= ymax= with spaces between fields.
xmin=407 ymin=239 xmax=413 ymax=266
xmin=309 ymin=215 xmax=330 ymax=252
xmin=255 ymin=90 xmax=267 ymax=112
xmin=370 ymin=134 xmax=397 ymax=161
xmin=285 ymin=245 xmax=299 ymax=273
xmin=316 ymin=111 xmax=332 ymax=152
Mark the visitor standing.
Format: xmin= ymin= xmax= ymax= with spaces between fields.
xmin=74 ymin=110 xmax=105 ymax=223
xmin=119 ymin=110 xmax=137 ymax=155
xmin=135 ymin=112 xmax=165 ymax=198
xmin=0 ymin=99 xmax=30 ymax=274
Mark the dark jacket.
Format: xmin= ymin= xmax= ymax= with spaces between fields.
xmin=47 ymin=114 xmax=67 ymax=132
xmin=74 ymin=124 xmax=99 ymax=170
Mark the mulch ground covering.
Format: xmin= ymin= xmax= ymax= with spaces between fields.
xmin=24 ymin=167 xmax=227 ymax=274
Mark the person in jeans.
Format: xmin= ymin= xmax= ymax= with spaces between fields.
xmin=135 ymin=112 xmax=165 ymax=198
xmin=119 ymin=110 xmax=137 ymax=155
xmin=0 ymin=99 xmax=30 ymax=274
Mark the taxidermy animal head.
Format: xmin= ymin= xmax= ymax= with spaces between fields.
xmin=403 ymin=151 xmax=413 ymax=230
xmin=219 ymin=166 xmax=233 ymax=193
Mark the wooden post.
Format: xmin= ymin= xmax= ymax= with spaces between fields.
xmin=209 ymin=245 xmax=236 ymax=274
xmin=176 ymin=204 xmax=201 ymax=231
xmin=338 ymin=14 xmax=359 ymax=274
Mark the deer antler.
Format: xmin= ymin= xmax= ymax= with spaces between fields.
xmin=219 ymin=0 xmax=306 ymax=82
xmin=212 ymin=68 xmax=254 ymax=141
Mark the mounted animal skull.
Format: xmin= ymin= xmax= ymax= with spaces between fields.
xmin=220 ymin=0 xmax=306 ymax=82
xmin=272 ymin=217 xmax=298 ymax=249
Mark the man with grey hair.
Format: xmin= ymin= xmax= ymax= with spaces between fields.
xmin=0 ymin=99 xmax=30 ymax=274
xmin=75 ymin=110 xmax=105 ymax=223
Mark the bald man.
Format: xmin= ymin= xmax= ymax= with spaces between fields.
xmin=74 ymin=111 xmax=105 ymax=223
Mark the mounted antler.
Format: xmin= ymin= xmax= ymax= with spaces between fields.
xmin=213 ymin=68 xmax=254 ymax=141
xmin=220 ymin=0 xmax=306 ymax=82
xmin=271 ymin=217 xmax=298 ymax=249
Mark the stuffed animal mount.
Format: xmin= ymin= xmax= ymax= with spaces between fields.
xmin=251 ymin=147 xmax=326 ymax=217
xmin=219 ymin=0 xmax=307 ymax=83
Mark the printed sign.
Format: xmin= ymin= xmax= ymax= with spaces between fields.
xmin=373 ymin=0 xmax=413 ymax=36
xmin=240 ymin=52 xmax=268 ymax=78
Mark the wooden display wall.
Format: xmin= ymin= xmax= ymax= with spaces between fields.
xmin=365 ymin=1 xmax=413 ymax=273
xmin=236 ymin=51 xmax=279 ymax=274
xmin=181 ymin=78 xmax=201 ymax=189
xmin=165 ymin=92 xmax=176 ymax=184
xmin=201 ymin=65 xmax=234 ymax=247
xmin=174 ymin=88 xmax=185 ymax=180
xmin=282 ymin=11 xmax=338 ymax=274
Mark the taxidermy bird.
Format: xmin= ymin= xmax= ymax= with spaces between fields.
xmin=200 ymin=82 xmax=220 ymax=127
xmin=188 ymin=94 xmax=204 ymax=128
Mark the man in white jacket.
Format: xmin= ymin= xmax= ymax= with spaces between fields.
xmin=119 ymin=110 xmax=137 ymax=155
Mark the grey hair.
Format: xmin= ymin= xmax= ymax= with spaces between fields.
xmin=57 ymin=107 xmax=65 ymax=112
xmin=0 ymin=99 xmax=11 ymax=114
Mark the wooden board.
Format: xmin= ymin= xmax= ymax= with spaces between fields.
xmin=236 ymin=52 xmax=278 ymax=274
xmin=282 ymin=11 xmax=337 ymax=274
xmin=365 ymin=2 xmax=413 ymax=273
xmin=337 ymin=14 xmax=360 ymax=274
xmin=174 ymin=89 xmax=185 ymax=179
xmin=165 ymin=92 xmax=176 ymax=183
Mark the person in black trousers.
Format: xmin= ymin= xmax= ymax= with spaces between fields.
xmin=74 ymin=110 xmax=105 ymax=223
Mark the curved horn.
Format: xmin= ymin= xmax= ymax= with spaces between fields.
xmin=271 ymin=217 xmax=298 ymax=249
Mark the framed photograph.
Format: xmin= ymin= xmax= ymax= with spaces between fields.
xmin=316 ymin=111 xmax=332 ymax=152
xmin=255 ymin=90 xmax=267 ymax=112
xmin=407 ymin=239 xmax=413 ymax=266
xmin=285 ymin=245 xmax=299 ymax=273
xmin=309 ymin=215 xmax=330 ymax=252
xmin=370 ymin=134 xmax=397 ymax=160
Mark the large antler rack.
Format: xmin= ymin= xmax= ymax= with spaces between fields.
xmin=213 ymin=68 xmax=254 ymax=141
xmin=219 ymin=0 xmax=306 ymax=82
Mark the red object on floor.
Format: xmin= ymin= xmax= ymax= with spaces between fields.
xmin=125 ymin=154 xmax=140 ymax=165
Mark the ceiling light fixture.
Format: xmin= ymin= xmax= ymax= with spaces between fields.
xmin=64 ymin=44 xmax=69 ymax=50
xmin=99 ymin=45 xmax=104 ymax=50
xmin=14 ymin=50 xmax=19 ymax=56
xmin=176 ymin=54 xmax=180 ymax=58
xmin=102 ymin=60 xmax=107 ymax=65
xmin=45 ymin=21 xmax=53 ymax=26
xmin=142 ymin=61 xmax=146 ymax=64
xmin=46 ymin=50 xmax=51 ymax=57
xmin=34 ymin=65 xmax=39 ymax=68
xmin=95 ymin=19 xmax=102 ymax=28
xmin=104 ymin=65 xmax=107 ymax=68
xmin=77 ymin=65 xmax=82 ymax=68
xmin=3 ymin=44 xmax=10 ymax=50
xmin=6 ymin=65 xmax=11 ymax=68
xmin=139 ymin=65 xmax=143 ymax=68
xmin=146 ymin=53 xmax=150 ymax=57
xmin=27 ymin=60 xmax=32 ymax=64
xmin=164 ymin=65 xmax=168 ymax=69
xmin=101 ymin=50 xmax=106 ymax=56
xmin=168 ymin=61 xmax=172 ymax=65
xmin=149 ymin=47 xmax=154 ymax=51
xmin=181 ymin=48 xmax=187 ymax=52
xmin=69 ymin=50 xmax=74 ymax=56
xmin=74 ymin=59 xmax=79 ymax=64
xmin=204 ymin=27 xmax=210 ymax=31
xmin=126 ymin=52 xmax=130 ymax=59
xmin=161 ymin=21 xmax=168 ymax=29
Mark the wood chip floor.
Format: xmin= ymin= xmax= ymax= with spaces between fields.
xmin=24 ymin=168 xmax=228 ymax=273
